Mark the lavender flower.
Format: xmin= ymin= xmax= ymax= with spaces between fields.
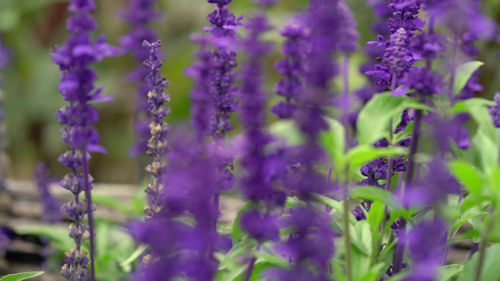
xmin=120 ymin=0 xmax=162 ymax=157
xmin=205 ymin=0 xmax=241 ymax=138
xmin=239 ymin=13 xmax=283 ymax=243
xmin=273 ymin=1 xmax=345 ymax=278
xmin=272 ymin=20 xmax=308 ymax=119
xmin=131 ymin=131 xmax=221 ymax=281
xmin=34 ymin=163 xmax=61 ymax=224
xmin=52 ymin=0 xmax=115 ymax=279
xmin=403 ymin=219 xmax=447 ymax=281
xmin=186 ymin=35 xmax=215 ymax=139
xmin=489 ymin=92 xmax=500 ymax=128
xmin=396 ymin=67 xmax=445 ymax=98
xmin=142 ymin=40 xmax=171 ymax=220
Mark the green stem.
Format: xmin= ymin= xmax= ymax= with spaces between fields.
xmin=474 ymin=212 xmax=495 ymax=281
xmin=343 ymin=197 xmax=352 ymax=281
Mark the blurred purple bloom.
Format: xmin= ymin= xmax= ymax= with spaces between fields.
xmin=132 ymin=130 xmax=221 ymax=281
xmin=429 ymin=113 xmax=471 ymax=151
xmin=396 ymin=67 xmax=444 ymax=97
xmin=239 ymin=14 xmax=285 ymax=242
xmin=275 ymin=208 xmax=335 ymax=278
xmin=186 ymin=35 xmax=215 ymax=138
xmin=411 ymin=32 xmax=446 ymax=60
xmin=272 ymin=19 xmax=308 ymax=119
xmin=490 ymin=92 xmax=500 ymax=128
xmin=402 ymin=159 xmax=460 ymax=207
xmin=403 ymin=219 xmax=447 ymax=281
xmin=205 ymin=0 xmax=241 ymax=138
xmin=424 ymin=0 xmax=495 ymax=40
xmin=119 ymin=0 xmax=162 ymax=157
xmin=34 ymin=163 xmax=61 ymax=224
xmin=240 ymin=210 xmax=280 ymax=242
xmin=337 ymin=0 xmax=359 ymax=54
xmin=142 ymin=40 xmax=171 ymax=219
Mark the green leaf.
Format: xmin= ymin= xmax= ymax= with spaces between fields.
xmin=448 ymin=160 xmax=483 ymax=197
xmin=320 ymin=117 xmax=346 ymax=171
xmin=0 ymin=272 xmax=44 ymax=281
xmin=350 ymin=187 xmax=401 ymax=210
xmin=357 ymin=93 xmax=432 ymax=145
xmin=458 ymin=244 xmax=500 ymax=281
xmin=92 ymin=193 xmax=135 ymax=215
xmin=453 ymin=61 xmax=484 ymax=95
xmin=453 ymin=98 xmax=499 ymax=171
xmin=232 ymin=202 xmax=255 ymax=244
xmin=269 ymin=120 xmax=305 ymax=146
xmin=438 ymin=264 xmax=464 ymax=281
xmin=119 ymin=244 xmax=147 ymax=272
xmin=346 ymin=145 xmax=406 ymax=171
xmin=16 ymin=225 xmax=73 ymax=252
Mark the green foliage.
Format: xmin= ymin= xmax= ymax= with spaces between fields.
xmin=453 ymin=61 xmax=484 ymax=96
xmin=357 ymin=92 xmax=432 ymax=145
xmin=457 ymin=244 xmax=500 ymax=281
xmin=0 ymin=272 xmax=44 ymax=281
xmin=269 ymin=120 xmax=305 ymax=146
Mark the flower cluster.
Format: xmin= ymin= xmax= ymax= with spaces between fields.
xmin=120 ymin=0 xmax=162 ymax=157
xmin=142 ymin=40 xmax=171 ymax=220
xmin=52 ymin=0 xmax=115 ymax=280
xmin=130 ymin=131 xmax=222 ymax=281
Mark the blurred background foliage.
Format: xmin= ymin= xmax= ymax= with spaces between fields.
xmin=0 ymin=0 xmax=498 ymax=183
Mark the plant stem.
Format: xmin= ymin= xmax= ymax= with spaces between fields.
xmin=474 ymin=213 xmax=495 ymax=281
xmin=244 ymin=257 xmax=257 ymax=281
xmin=82 ymin=148 xmax=95 ymax=281
xmin=342 ymin=56 xmax=351 ymax=148
xmin=392 ymin=109 xmax=423 ymax=274
xmin=343 ymin=196 xmax=353 ymax=281
xmin=448 ymin=32 xmax=459 ymax=99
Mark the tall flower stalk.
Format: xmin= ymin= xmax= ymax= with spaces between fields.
xmin=52 ymin=0 xmax=114 ymax=280
xmin=143 ymin=40 xmax=171 ymax=220
xmin=120 ymin=0 xmax=162 ymax=157
xmin=238 ymin=12 xmax=284 ymax=281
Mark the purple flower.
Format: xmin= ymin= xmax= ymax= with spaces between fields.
xmin=272 ymin=20 xmax=308 ymax=119
xmin=240 ymin=210 xmax=280 ymax=242
xmin=142 ymin=40 xmax=171 ymax=220
xmin=238 ymin=14 xmax=285 ymax=242
xmin=410 ymin=32 xmax=446 ymax=60
xmin=424 ymin=0 xmax=495 ymax=40
xmin=205 ymin=0 xmax=241 ymax=138
xmin=275 ymin=208 xmax=335 ymax=278
xmin=402 ymin=159 xmax=460 ymax=207
xmin=132 ymin=130 xmax=222 ymax=281
xmin=337 ymin=1 xmax=359 ymax=54
xmin=403 ymin=219 xmax=447 ymax=281
xmin=490 ymin=93 xmax=500 ymax=128
xmin=397 ymin=67 xmax=444 ymax=97
xmin=119 ymin=0 xmax=162 ymax=157
xmin=186 ymin=35 xmax=215 ymax=139
xmin=34 ymin=163 xmax=61 ymax=224
xmin=53 ymin=0 xmax=115 ymax=279
xmin=429 ymin=113 xmax=471 ymax=151
xmin=387 ymin=0 xmax=424 ymax=34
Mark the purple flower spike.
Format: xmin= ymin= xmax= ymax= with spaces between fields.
xmin=205 ymin=0 xmax=241 ymax=138
xmin=272 ymin=20 xmax=308 ymax=119
xmin=239 ymin=13 xmax=285 ymax=243
xmin=53 ymin=0 xmax=115 ymax=280
xmin=186 ymin=35 xmax=215 ymax=139
xmin=132 ymin=131 xmax=222 ymax=281
xmin=403 ymin=219 xmax=447 ymax=281
xmin=142 ymin=40 xmax=171 ymax=220
xmin=120 ymin=0 xmax=162 ymax=157
xmin=34 ymin=163 xmax=61 ymax=224
xmin=490 ymin=92 xmax=500 ymax=128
